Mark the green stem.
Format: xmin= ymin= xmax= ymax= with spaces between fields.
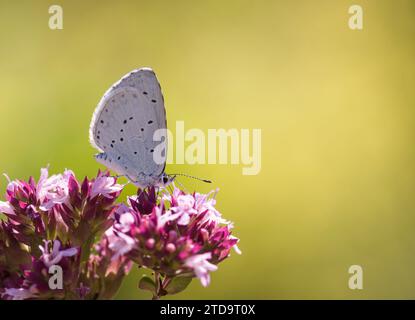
xmin=152 ymin=272 xmax=160 ymax=300
xmin=162 ymin=276 xmax=172 ymax=289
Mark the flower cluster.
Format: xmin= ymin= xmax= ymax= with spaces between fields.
xmin=109 ymin=187 xmax=241 ymax=299
xmin=0 ymin=167 xmax=241 ymax=300
xmin=0 ymin=168 xmax=129 ymax=300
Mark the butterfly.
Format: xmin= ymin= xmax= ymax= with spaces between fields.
xmin=89 ymin=67 xmax=211 ymax=189
xmin=89 ymin=67 xmax=171 ymax=188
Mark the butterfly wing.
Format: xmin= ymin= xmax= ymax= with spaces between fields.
xmin=89 ymin=68 xmax=167 ymax=186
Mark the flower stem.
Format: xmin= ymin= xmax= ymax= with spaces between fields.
xmin=162 ymin=276 xmax=172 ymax=289
xmin=152 ymin=272 xmax=160 ymax=300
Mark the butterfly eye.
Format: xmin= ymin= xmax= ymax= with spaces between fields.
xmin=163 ymin=176 xmax=169 ymax=184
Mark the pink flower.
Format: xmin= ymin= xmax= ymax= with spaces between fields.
xmin=113 ymin=204 xmax=135 ymax=232
xmin=195 ymin=191 xmax=228 ymax=224
xmin=104 ymin=204 xmax=137 ymax=260
xmin=105 ymin=228 xmax=136 ymax=261
xmin=229 ymin=235 xmax=242 ymax=255
xmin=163 ymin=187 xmax=228 ymax=225
xmin=170 ymin=194 xmax=198 ymax=225
xmin=156 ymin=206 xmax=181 ymax=229
xmin=91 ymin=236 xmax=133 ymax=279
xmin=1 ymin=166 xmax=240 ymax=299
xmin=111 ymin=186 xmax=240 ymax=295
xmin=0 ymin=168 xmax=129 ymax=300
xmin=90 ymin=174 xmax=123 ymax=199
xmin=1 ymin=286 xmax=38 ymax=300
xmin=0 ymin=200 xmax=14 ymax=216
xmin=185 ymin=253 xmax=218 ymax=287
xmin=36 ymin=167 xmax=74 ymax=210
xmin=39 ymin=240 xmax=78 ymax=267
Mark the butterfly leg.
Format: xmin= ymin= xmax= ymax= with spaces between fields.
xmin=156 ymin=186 xmax=168 ymax=199
xmin=114 ymin=174 xmax=129 ymax=184
xmin=174 ymin=177 xmax=189 ymax=193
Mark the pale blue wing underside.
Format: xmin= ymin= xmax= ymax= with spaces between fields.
xmin=89 ymin=68 xmax=167 ymax=187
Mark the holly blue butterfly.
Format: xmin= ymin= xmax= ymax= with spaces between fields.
xmin=89 ymin=67 xmax=171 ymax=188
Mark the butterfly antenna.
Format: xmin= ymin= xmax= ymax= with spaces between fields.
xmin=169 ymin=173 xmax=212 ymax=184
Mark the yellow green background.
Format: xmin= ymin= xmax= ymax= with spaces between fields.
xmin=1 ymin=0 xmax=415 ymax=299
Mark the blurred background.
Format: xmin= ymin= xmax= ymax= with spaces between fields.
xmin=1 ymin=0 xmax=415 ymax=299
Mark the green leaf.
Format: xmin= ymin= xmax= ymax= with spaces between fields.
xmin=139 ymin=275 xmax=156 ymax=293
xmin=165 ymin=276 xmax=193 ymax=295
xmin=100 ymin=274 xmax=125 ymax=299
